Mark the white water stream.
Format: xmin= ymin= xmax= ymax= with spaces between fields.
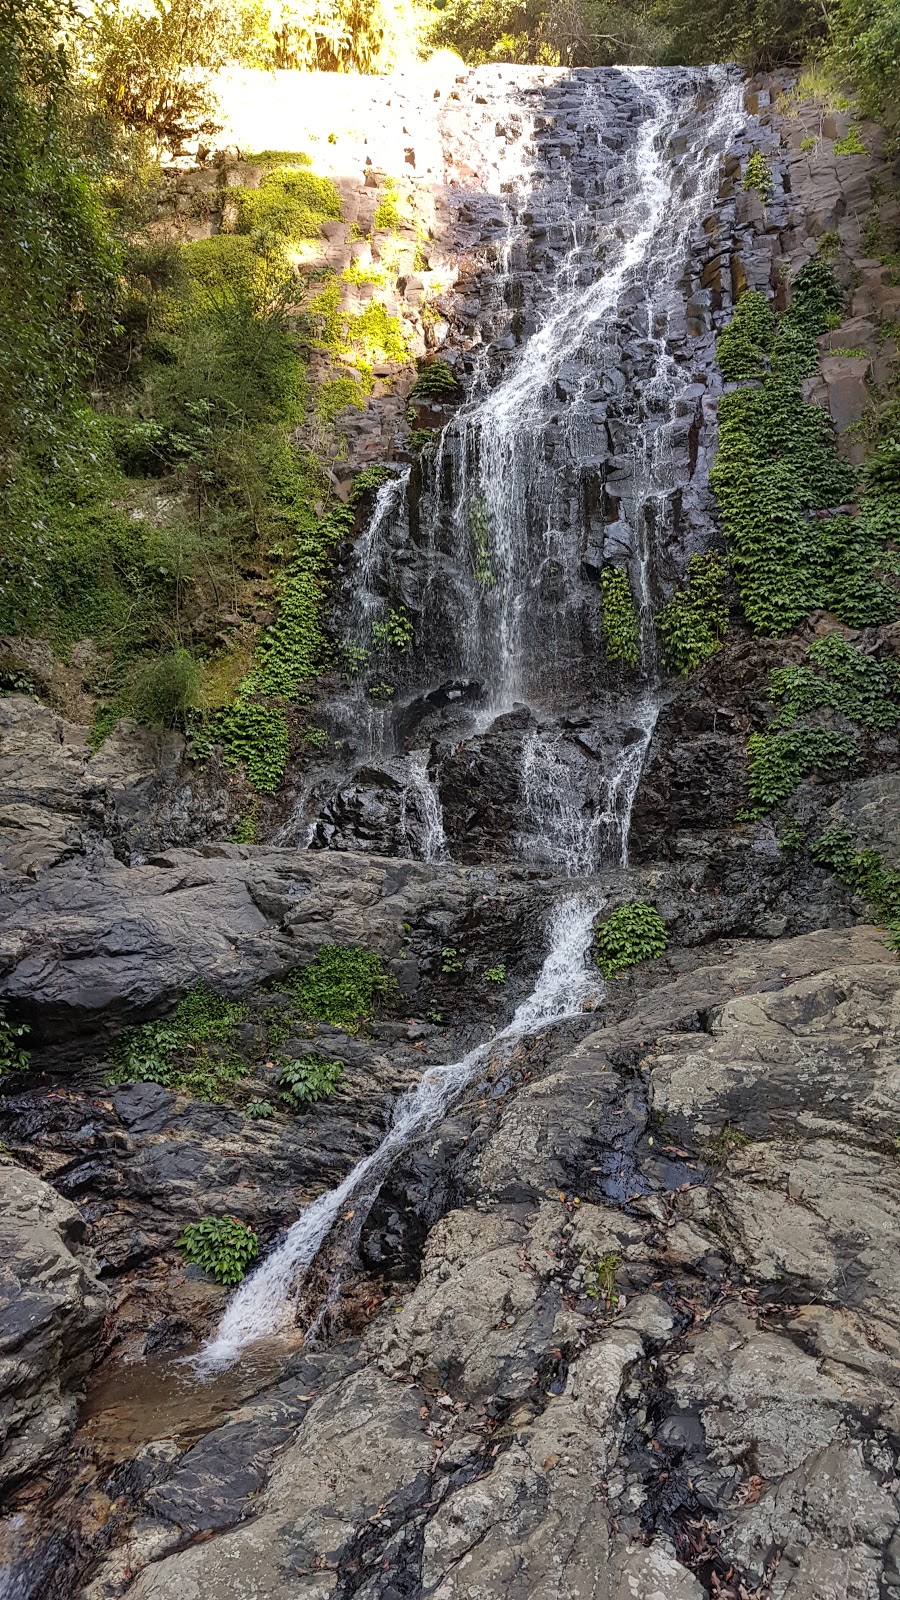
xmin=199 ymin=895 xmax=600 ymax=1368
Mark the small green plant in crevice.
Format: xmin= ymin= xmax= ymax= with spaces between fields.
xmin=109 ymin=984 xmax=247 ymax=1101
xmin=368 ymin=681 xmax=395 ymax=701
xmin=706 ymin=1124 xmax=751 ymax=1163
xmin=601 ymin=567 xmax=639 ymax=669
xmin=594 ymin=902 xmax=668 ymax=978
xmin=279 ymin=1053 xmax=343 ymax=1106
xmin=484 ymin=964 xmax=507 ymax=984
xmin=817 ymin=229 xmax=842 ymax=260
xmin=441 ymin=945 xmax=463 ymax=975
xmin=800 ymin=135 xmax=819 ymax=154
xmin=583 ymin=1251 xmax=620 ymax=1308
xmin=656 ymin=552 xmax=729 ymax=674
xmin=834 ymin=124 xmax=866 ymax=156
xmin=373 ymin=179 xmax=403 ymax=233
xmin=284 ymin=944 xmax=396 ymax=1031
xmin=372 ymin=606 xmax=413 ymax=651
xmin=409 ymin=360 xmax=461 ymax=402
xmin=0 ymin=1009 xmax=29 ymax=1076
xmin=177 ymin=1216 xmax=259 ymax=1286
xmin=742 ymin=150 xmax=773 ymax=200
xmin=350 ymin=464 xmax=395 ymax=504
xmin=809 ymin=827 xmax=900 ymax=947
xmin=245 ymin=1099 xmax=275 ymax=1119
xmin=230 ymin=813 xmax=257 ymax=845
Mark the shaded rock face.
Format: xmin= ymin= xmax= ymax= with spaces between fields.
xmin=2 ymin=62 xmax=900 ymax=1600
xmin=0 ymin=1166 xmax=106 ymax=1497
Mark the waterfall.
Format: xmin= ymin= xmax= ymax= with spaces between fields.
xmin=399 ymin=749 xmax=448 ymax=862
xmin=198 ymin=896 xmax=601 ymax=1369
xmin=303 ymin=66 xmax=743 ymax=871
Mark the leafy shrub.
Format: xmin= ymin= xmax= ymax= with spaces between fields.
xmin=177 ymin=1215 xmax=259 ymax=1285
xmin=601 ymin=567 xmax=640 ymax=668
xmin=743 ymin=150 xmax=773 ymax=199
xmin=245 ymin=1099 xmax=274 ymax=1119
xmin=288 ymin=944 xmax=396 ymax=1029
xmin=230 ymin=813 xmax=257 ymax=844
xmin=110 ymin=984 xmax=246 ymax=1100
xmin=484 ymin=964 xmax=507 ymax=983
xmin=594 ymin=902 xmax=668 ymax=977
xmin=128 ymin=647 xmax=202 ymax=727
xmin=656 ymin=553 xmax=729 ymax=673
xmin=410 ymin=360 xmax=461 ymax=401
xmin=372 ymin=607 xmax=413 ymax=650
xmin=279 ymin=1053 xmax=343 ymax=1106
xmin=0 ymin=1009 xmax=29 ymax=1076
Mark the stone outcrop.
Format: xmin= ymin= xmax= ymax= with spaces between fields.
xmin=0 ymin=1165 xmax=106 ymax=1496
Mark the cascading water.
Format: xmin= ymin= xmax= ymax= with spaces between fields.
xmin=202 ymin=66 xmax=745 ymax=1367
xmin=199 ymin=895 xmax=601 ymax=1368
xmin=301 ymin=65 xmax=743 ymax=871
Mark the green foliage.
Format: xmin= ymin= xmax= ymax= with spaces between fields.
xmin=317 ymin=374 xmax=367 ymax=422
xmin=215 ymin=701 xmax=290 ymax=794
xmin=810 ymin=828 xmax=900 ymax=945
xmin=177 ymin=1215 xmax=259 ymax=1286
xmin=0 ymin=1008 xmax=29 ymax=1076
xmin=654 ymin=0 xmax=826 ymax=66
xmin=468 ymin=494 xmax=494 ymax=588
xmin=440 ymin=946 xmax=463 ymax=974
xmin=767 ymin=636 xmax=900 ymax=731
xmin=410 ymin=361 xmax=461 ymax=402
xmin=342 ymin=261 xmax=386 ymax=286
xmin=817 ymin=230 xmax=842 ymax=259
xmin=110 ymin=984 xmax=247 ymax=1100
xmin=743 ymin=150 xmax=773 ymax=199
xmin=350 ymin=464 xmax=394 ymax=504
xmin=428 ymin=0 xmax=666 ymax=65
xmin=230 ymin=813 xmax=257 ymax=844
xmin=594 ymin=902 xmax=668 ymax=978
xmin=656 ymin=553 xmax=729 ymax=674
xmin=743 ymin=727 xmax=858 ymax=815
xmin=309 ymin=278 xmax=409 ymax=366
xmin=286 ymin=944 xmax=396 ymax=1029
xmin=245 ymin=1099 xmax=274 ymax=1118
xmin=583 ymin=1251 xmax=619 ymax=1307
xmin=236 ymin=168 xmax=342 ymax=246
xmin=833 ymin=123 xmax=867 ymax=155
xmin=711 ymin=260 xmax=898 ymax=636
xmin=279 ymin=1053 xmax=343 ymax=1106
xmin=373 ymin=179 xmax=403 ymax=233
xmin=128 ymin=647 xmax=202 ymax=728
xmin=601 ymin=567 xmax=640 ymax=668
xmin=828 ymin=0 xmax=900 ymax=140
xmin=372 ymin=606 xmax=413 ymax=650
xmin=715 ymin=290 xmax=775 ymax=382
xmin=484 ymin=964 xmax=507 ymax=984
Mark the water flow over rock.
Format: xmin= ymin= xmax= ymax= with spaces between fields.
xmin=303 ymin=66 xmax=743 ymax=870
xmin=199 ymin=895 xmax=601 ymax=1369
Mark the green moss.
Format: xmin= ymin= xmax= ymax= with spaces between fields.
xmin=342 ymin=261 xmax=387 ymax=286
xmin=373 ymin=179 xmax=403 ymax=232
xmin=235 ymin=169 xmax=342 ymax=245
xmin=601 ymin=567 xmax=639 ymax=668
xmin=656 ymin=552 xmax=729 ymax=673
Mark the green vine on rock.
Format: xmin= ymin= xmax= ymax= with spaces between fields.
xmin=711 ymin=260 xmax=898 ymax=636
xmin=743 ymin=150 xmax=773 ymax=200
xmin=601 ymin=567 xmax=639 ymax=669
xmin=656 ymin=553 xmax=729 ymax=674
xmin=744 ymin=727 xmax=858 ymax=816
xmin=594 ymin=901 xmax=668 ymax=977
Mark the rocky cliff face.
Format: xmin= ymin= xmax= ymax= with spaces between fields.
xmin=1 ymin=62 xmax=900 ymax=1600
